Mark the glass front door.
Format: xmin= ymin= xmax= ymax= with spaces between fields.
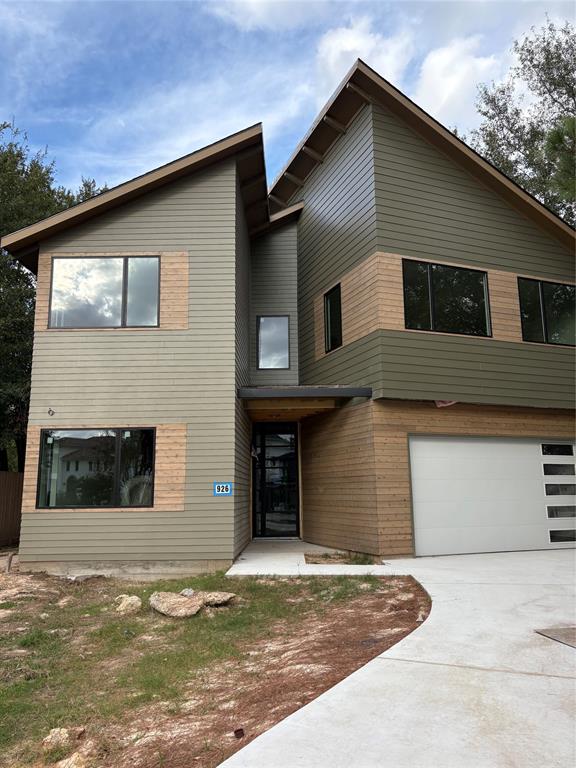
xmin=253 ymin=423 xmax=299 ymax=537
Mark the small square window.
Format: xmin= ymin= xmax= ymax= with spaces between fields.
xmin=518 ymin=278 xmax=575 ymax=346
xmin=324 ymin=284 xmax=342 ymax=353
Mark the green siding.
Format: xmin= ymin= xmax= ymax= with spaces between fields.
xmin=292 ymin=103 xmax=378 ymax=385
xmin=250 ymin=222 xmax=299 ymax=385
xmin=21 ymin=161 xmax=240 ymax=564
xmin=295 ymin=100 xmax=574 ymax=408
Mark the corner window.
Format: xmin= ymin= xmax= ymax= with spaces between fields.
xmin=257 ymin=316 xmax=289 ymax=369
xmin=37 ymin=428 xmax=155 ymax=508
xmin=49 ymin=256 xmax=159 ymax=328
xmin=518 ymin=278 xmax=575 ymax=346
xmin=324 ymin=284 xmax=342 ymax=352
xmin=403 ymin=259 xmax=491 ymax=337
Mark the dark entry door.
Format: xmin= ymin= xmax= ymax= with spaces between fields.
xmin=252 ymin=423 xmax=299 ymax=537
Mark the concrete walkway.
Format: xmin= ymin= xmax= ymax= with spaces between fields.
xmin=223 ymin=549 xmax=576 ymax=768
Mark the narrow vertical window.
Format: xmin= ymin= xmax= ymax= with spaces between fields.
xmin=324 ymin=284 xmax=342 ymax=352
xmin=257 ymin=316 xmax=289 ymax=369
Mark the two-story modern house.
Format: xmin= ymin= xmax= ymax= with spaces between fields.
xmin=2 ymin=60 xmax=574 ymax=576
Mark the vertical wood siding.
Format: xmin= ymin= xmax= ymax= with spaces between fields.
xmin=249 ymin=223 xmax=299 ymax=384
xmin=20 ymin=162 xmax=239 ymax=564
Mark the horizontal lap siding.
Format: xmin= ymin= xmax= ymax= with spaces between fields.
xmin=301 ymin=401 xmax=381 ymax=553
xmin=374 ymin=330 xmax=575 ymax=408
xmin=234 ymin=177 xmax=251 ymax=556
xmin=373 ymin=104 xmax=574 ymax=280
xmin=250 ymin=223 xmax=299 ymax=384
xmin=295 ymin=104 xmax=378 ymax=384
xmin=374 ymin=400 xmax=575 ymax=555
xmin=21 ymin=163 xmax=239 ymax=563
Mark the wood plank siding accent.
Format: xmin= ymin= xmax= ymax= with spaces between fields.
xmin=21 ymin=424 xmax=186 ymax=516
xmin=313 ymin=251 xmax=574 ymax=356
xmin=373 ymin=399 xmax=575 ymax=556
xmin=300 ymin=401 xmax=381 ymax=554
xmin=300 ymin=400 xmax=574 ymax=556
xmin=35 ymin=251 xmax=189 ymax=332
xmin=250 ymin=222 xmax=299 ymax=384
xmin=20 ymin=162 xmax=241 ymax=566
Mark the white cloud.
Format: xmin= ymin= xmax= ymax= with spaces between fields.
xmin=412 ymin=36 xmax=503 ymax=129
xmin=208 ymin=0 xmax=333 ymax=31
xmin=315 ymin=17 xmax=415 ymax=104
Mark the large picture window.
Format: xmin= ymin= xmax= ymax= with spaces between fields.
xmin=518 ymin=278 xmax=575 ymax=346
xmin=49 ymin=256 xmax=159 ymax=328
xmin=403 ymin=259 xmax=491 ymax=337
xmin=324 ymin=284 xmax=342 ymax=352
xmin=257 ymin=316 xmax=289 ymax=369
xmin=37 ymin=428 xmax=155 ymax=508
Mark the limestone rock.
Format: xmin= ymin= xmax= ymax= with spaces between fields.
xmin=149 ymin=591 xmax=204 ymax=618
xmin=42 ymin=727 xmax=72 ymax=750
xmin=179 ymin=588 xmax=195 ymax=597
xmin=115 ymin=594 xmax=142 ymax=615
xmin=195 ymin=591 xmax=236 ymax=606
xmin=55 ymin=752 xmax=87 ymax=768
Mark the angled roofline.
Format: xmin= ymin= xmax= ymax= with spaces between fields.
xmin=269 ymin=59 xmax=575 ymax=249
xmin=1 ymin=123 xmax=265 ymax=263
xmin=250 ymin=201 xmax=304 ymax=238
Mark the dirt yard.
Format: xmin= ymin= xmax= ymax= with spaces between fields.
xmin=0 ymin=565 xmax=430 ymax=768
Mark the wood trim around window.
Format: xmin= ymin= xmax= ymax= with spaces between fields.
xmin=313 ymin=251 xmax=575 ymax=359
xmin=36 ymin=251 xmax=189 ymax=332
xmin=21 ymin=424 xmax=186 ymax=513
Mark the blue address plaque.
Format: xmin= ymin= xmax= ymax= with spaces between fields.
xmin=213 ymin=482 xmax=233 ymax=497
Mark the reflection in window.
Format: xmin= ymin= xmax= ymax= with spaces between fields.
xmin=545 ymin=484 xmax=576 ymax=496
xmin=37 ymin=428 xmax=155 ymax=508
xmin=518 ymin=278 xmax=575 ymax=346
xmin=50 ymin=256 xmax=159 ymax=328
xmin=403 ymin=259 xmax=491 ymax=337
xmin=547 ymin=506 xmax=576 ymax=518
xmin=258 ymin=316 xmax=289 ymax=369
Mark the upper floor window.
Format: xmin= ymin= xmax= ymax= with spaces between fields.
xmin=49 ymin=256 xmax=159 ymax=328
xmin=518 ymin=278 xmax=575 ymax=346
xmin=324 ymin=284 xmax=342 ymax=352
xmin=37 ymin=428 xmax=155 ymax=508
xmin=402 ymin=259 xmax=491 ymax=337
xmin=258 ymin=316 xmax=289 ymax=369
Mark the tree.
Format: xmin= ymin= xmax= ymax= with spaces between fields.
xmin=0 ymin=122 xmax=107 ymax=471
xmin=469 ymin=19 xmax=576 ymax=226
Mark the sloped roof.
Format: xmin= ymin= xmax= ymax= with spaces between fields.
xmin=269 ymin=59 xmax=575 ymax=249
xmin=1 ymin=124 xmax=268 ymax=271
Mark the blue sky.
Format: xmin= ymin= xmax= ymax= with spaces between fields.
xmin=0 ymin=0 xmax=573 ymax=191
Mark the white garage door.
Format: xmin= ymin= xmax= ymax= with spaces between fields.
xmin=409 ymin=436 xmax=576 ymax=556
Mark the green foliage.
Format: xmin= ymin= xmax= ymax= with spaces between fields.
xmin=469 ymin=19 xmax=576 ymax=226
xmin=0 ymin=122 xmax=107 ymax=470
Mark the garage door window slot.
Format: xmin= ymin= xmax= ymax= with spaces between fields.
xmin=545 ymin=483 xmax=576 ymax=496
xmin=547 ymin=506 xmax=576 ymax=518
xmin=549 ymin=530 xmax=576 ymax=543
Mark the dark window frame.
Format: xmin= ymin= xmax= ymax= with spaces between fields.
xmin=402 ymin=259 xmax=492 ymax=338
xmin=256 ymin=315 xmax=290 ymax=370
xmin=324 ymin=283 xmax=343 ymax=353
xmin=517 ymin=276 xmax=575 ymax=347
xmin=36 ymin=427 xmax=156 ymax=509
xmin=48 ymin=255 xmax=161 ymax=330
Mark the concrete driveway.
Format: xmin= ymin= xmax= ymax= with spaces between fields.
xmin=221 ymin=550 xmax=576 ymax=768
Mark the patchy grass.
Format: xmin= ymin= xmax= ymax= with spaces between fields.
xmin=0 ymin=571 xmax=406 ymax=767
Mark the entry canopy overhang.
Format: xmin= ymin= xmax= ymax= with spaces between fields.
xmin=238 ymin=386 xmax=372 ymax=421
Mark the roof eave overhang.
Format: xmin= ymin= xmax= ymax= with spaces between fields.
xmin=269 ymin=60 xmax=575 ymax=250
xmin=2 ymin=123 xmax=268 ymax=272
